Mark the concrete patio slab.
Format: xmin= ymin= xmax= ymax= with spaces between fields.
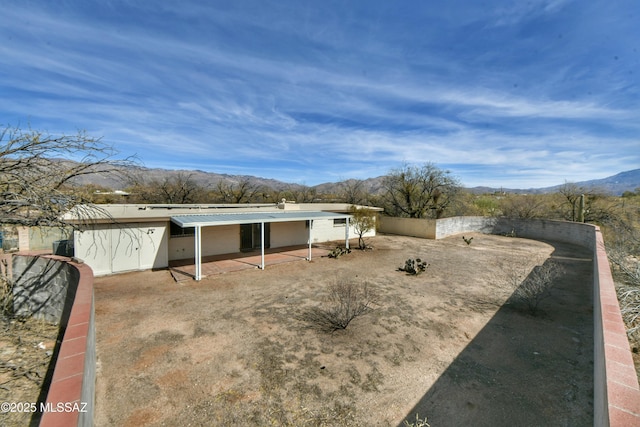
xmin=168 ymin=245 xmax=331 ymax=281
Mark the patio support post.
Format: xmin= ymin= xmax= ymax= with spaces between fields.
xmin=308 ymin=220 xmax=313 ymax=261
xmin=260 ymin=221 xmax=265 ymax=270
xmin=195 ymin=225 xmax=202 ymax=281
xmin=345 ymin=217 xmax=350 ymax=249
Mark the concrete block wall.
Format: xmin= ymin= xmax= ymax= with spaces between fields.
xmin=11 ymin=255 xmax=95 ymax=427
xmin=12 ymin=255 xmax=80 ymax=325
xmin=434 ymin=216 xmax=498 ymax=239
xmin=434 ymin=216 xmax=597 ymax=248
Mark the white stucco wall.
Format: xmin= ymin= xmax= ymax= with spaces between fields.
xmin=74 ymin=225 xmax=111 ymax=276
xmin=74 ymin=222 xmax=168 ymax=276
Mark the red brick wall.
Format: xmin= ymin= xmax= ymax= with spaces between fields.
xmin=38 ymin=257 xmax=95 ymax=427
xmin=594 ymin=229 xmax=640 ymax=426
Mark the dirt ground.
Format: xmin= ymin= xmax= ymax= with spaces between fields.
xmin=93 ymin=234 xmax=594 ymax=426
xmin=0 ymin=317 xmax=59 ymax=427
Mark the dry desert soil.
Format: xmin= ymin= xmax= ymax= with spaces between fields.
xmin=93 ymin=233 xmax=593 ymax=426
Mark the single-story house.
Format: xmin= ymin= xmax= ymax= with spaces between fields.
xmin=64 ymin=201 xmax=382 ymax=280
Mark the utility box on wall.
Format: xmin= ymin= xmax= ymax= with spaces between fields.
xmin=53 ymin=240 xmax=74 ymax=257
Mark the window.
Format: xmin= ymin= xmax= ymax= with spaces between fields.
xmin=170 ymin=221 xmax=195 ymax=237
xmin=333 ymin=218 xmax=347 ymax=227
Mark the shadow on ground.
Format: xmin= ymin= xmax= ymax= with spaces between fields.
xmin=400 ymin=241 xmax=594 ymax=426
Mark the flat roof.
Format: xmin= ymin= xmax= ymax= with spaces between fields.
xmin=171 ymin=211 xmax=351 ymax=228
xmin=63 ymin=203 xmax=381 ymax=223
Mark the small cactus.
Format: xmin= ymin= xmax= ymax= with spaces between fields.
xmin=398 ymin=258 xmax=429 ymax=275
xmin=328 ymin=246 xmax=351 ymax=258
xmin=462 ymin=236 xmax=473 ymax=245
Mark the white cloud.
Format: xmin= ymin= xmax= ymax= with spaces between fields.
xmin=492 ymin=0 xmax=574 ymax=27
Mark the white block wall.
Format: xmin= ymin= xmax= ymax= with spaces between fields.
xmin=271 ymin=221 xmax=308 ymax=247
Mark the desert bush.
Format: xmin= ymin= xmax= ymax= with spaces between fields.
xmin=507 ymin=260 xmax=564 ymax=315
xmin=602 ymin=206 xmax=640 ymax=340
xmin=304 ymin=281 xmax=377 ymax=332
xmin=398 ymin=258 xmax=429 ymax=276
xmin=618 ymin=286 xmax=640 ymax=340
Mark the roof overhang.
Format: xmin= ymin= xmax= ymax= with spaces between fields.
xmin=171 ymin=211 xmax=351 ymax=228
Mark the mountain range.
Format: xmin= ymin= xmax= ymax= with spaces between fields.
xmin=77 ymin=164 xmax=640 ymax=196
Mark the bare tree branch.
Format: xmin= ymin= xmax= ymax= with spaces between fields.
xmin=0 ymin=125 xmax=136 ymax=229
xmin=382 ymin=163 xmax=460 ymax=219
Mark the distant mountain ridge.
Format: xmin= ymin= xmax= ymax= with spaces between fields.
xmin=543 ymin=169 xmax=640 ymax=195
xmin=71 ymin=164 xmax=301 ymax=192
xmin=74 ymin=163 xmax=640 ymax=196
xmin=467 ymin=169 xmax=640 ymax=196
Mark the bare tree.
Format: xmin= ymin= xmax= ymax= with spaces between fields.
xmin=500 ymin=194 xmax=546 ymax=219
xmin=0 ymin=125 xmax=134 ymax=228
xmin=382 ymin=163 xmax=460 ymax=219
xmin=125 ymin=172 xmax=206 ymax=204
xmin=157 ymin=173 xmax=204 ymax=204
xmin=285 ymin=185 xmax=317 ymax=203
xmin=558 ymin=182 xmax=585 ymax=221
xmin=557 ymin=182 xmax=619 ymax=224
xmin=340 ymin=179 xmax=367 ymax=205
xmin=215 ymin=179 xmax=263 ymax=203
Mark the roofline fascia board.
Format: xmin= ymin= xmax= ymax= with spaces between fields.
xmin=170 ymin=212 xmax=352 ymax=228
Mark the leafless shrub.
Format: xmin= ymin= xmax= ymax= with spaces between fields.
xmin=607 ymin=249 xmax=640 ymax=294
xmin=603 ymin=214 xmax=640 ymax=338
xmin=618 ymin=286 xmax=640 ymax=340
xmin=605 ymin=219 xmax=640 ymax=287
xmin=304 ymin=281 xmax=377 ymax=332
xmin=505 ymin=259 xmax=565 ymax=315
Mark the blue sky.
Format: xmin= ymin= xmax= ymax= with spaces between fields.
xmin=2 ymin=0 xmax=638 ymax=188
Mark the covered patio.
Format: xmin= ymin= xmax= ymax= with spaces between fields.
xmin=168 ymin=244 xmax=333 ymax=282
xmin=171 ymin=210 xmax=351 ymax=281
